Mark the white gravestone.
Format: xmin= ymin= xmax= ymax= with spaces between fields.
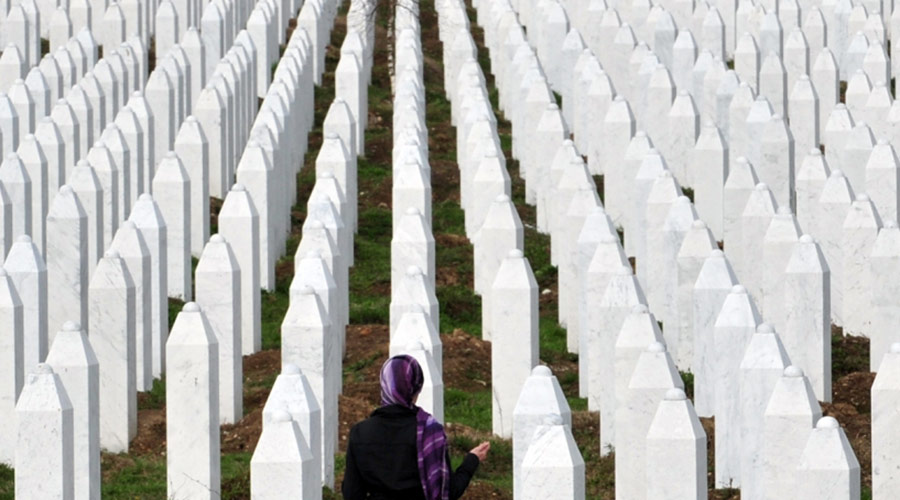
xmin=67 ymin=162 xmax=103 ymax=279
xmin=512 ymin=365 xmax=572 ymax=499
xmin=581 ymin=237 xmax=630 ymax=398
xmin=673 ymin=218 xmax=716 ymax=370
xmin=110 ymin=220 xmax=152 ymax=392
xmin=870 ymin=222 xmax=900 ymax=370
xmin=281 ymin=285 xmax=335 ymax=488
xmin=14 ymin=364 xmax=74 ymax=500
xmin=615 ymin=341 xmax=683 ymax=500
xmin=762 ymin=207 xmax=802 ymax=331
xmin=872 ymin=343 xmax=900 ymax=498
xmin=391 ymin=207 xmax=435 ymax=293
xmin=646 ymin=388 xmax=707 ymax=500
xmin=218 ymin=184 xmax=261 ymax=355
xmin=491 ymin=249 xmax=538 ymax=438
xmin=762 ymin=366 xmax=822 ymax=500
xmin=236 ymin=140 xmax=274 ymax=292
xmin=614 ymin=304 xmax=665 ymax=446
xmin=818 ymin=169 xmax=854 ymax=326
xmin=519 ymin=415 xmax=585 ymax=500
xmin=722 ymin=157 xmax=759 ymax=266
xmin=714 ymin=284 xmax=760 ymax=487
xmin=128 ymin=194 xmax=168 ymax=379
xmin=46 ymin=185 xmax=88 ymax=337
xmin=797 ymin=416 xmax=861 ymax=500
xmin=796 ymin=150 xmax=829 ymax=236
xmin=569 ymin=207 xmax=616 ymax=349
xmin=0 ymin=153 xmax=32 ymax=243
xmin=0 ymin=266 xmax=23 ymax=466
xmin=842 ymin=194 xmax=882 ymax=336
xmin=5 ymin=235 xmax=47 ymax=376
xmin=152 ymin=151 xmax=191 ymax=301
xmin=739 ymin=323 xmax=791 ymax=499
xmin=783 ymin=235 xmax=831 ymax=401
xmin=250 ymin=410 xmax=317 ymax=499
xmin=692 ymin=249 xmax=737 ymax=417
xmin=739 ymin=182 xmax=778 ymax=306
xmin=865 ymin=140 xmax=900 ymax=224
xmin=261 ymin=364 xmax=322 ymax=498
xmin=17 ymin=134 xmax=48 ymax=254
xmin=173 ymin=116 xmax=210 ymax=258
xmin=691 ymin=123 xmax=728 ymax=238
xmin=88 ymin=250 xmax=135 ymax=453
xmin=45 ymin=321 xmax=100 ymax=500
xmin=195 ymin=234 xmax=242 ymax=425
xmin=166 ymin=302 xmax=220 ymax=500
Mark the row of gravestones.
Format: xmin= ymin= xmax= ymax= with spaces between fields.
xmin=523 ymin=0 xmax=900 ymax=376
xmin=545 ymin=0 xmax=900 ymax=378
xmin=388 ymin=2 xmax=445 ymax=424
xmin=255 ymin=0 xmax=376 ymax=497
xmin=436 ymin=0 xmax=589 ymax=498
xmin=469 ymin=0 xmax=895 ymax=498
xmin=0 ymin=0 xmax=342 ymax=497
xmin=496 ymin=0 xmax=900 ymax=498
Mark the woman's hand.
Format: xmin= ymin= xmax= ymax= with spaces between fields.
xmin=470 ymin=441 xmax=491 ymax=462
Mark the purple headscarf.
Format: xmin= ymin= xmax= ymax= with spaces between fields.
xmin=380 ymin=355 xmax=450 ymax=500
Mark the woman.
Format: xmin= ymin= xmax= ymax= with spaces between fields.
xmin=342 ymin=355 xmax=490 ymax=499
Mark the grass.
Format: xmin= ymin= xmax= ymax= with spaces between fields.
xmin=348 ymin=208 xmax=392 ymax=325
xmin=831 ymin=326 xmax=869 ymax=380
xmin=0 ymin=464 xmax=11 ymax=500
xmin=450 ymin=435 xmax=514 ymax=492
xmin=445 ymin=389 xmax=493 ymax=432
xmin=138 ymin=378 xmax=166 ymax=410
xmin=432 ymin=199 xmax=467 ymax=235
xmin=98 ymin=453 xmax=252 ymax=498
xmin=436 ymin=285 xmax=482 ymax=335
xmin=260 ymin=285 xmax=290 ymax=350
xmin=680 ymin=371 xmax=695 ymax=401
xmin=101 ymin=456 xmax=167 ymax=497
xmin=344 ymin=353 xmax=382 ymax=383
xmin=167 ymin=297 xmax=185 ymax=330
xmin=221 ymin=452 xmax=252 ymax=497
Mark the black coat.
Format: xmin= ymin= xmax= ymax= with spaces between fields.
xmin=341 ymin=405 xmax=480 ymax=499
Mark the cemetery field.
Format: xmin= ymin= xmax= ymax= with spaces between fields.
xmin=0 ymin=0 xmax=889 ymax=496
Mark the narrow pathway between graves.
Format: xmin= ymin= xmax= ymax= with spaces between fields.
xmin=324 ymin=0 xmax=603 ymax=497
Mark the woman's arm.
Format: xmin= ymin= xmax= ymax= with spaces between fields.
xmin=448 ymin=452 xmax=480 ymax=500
